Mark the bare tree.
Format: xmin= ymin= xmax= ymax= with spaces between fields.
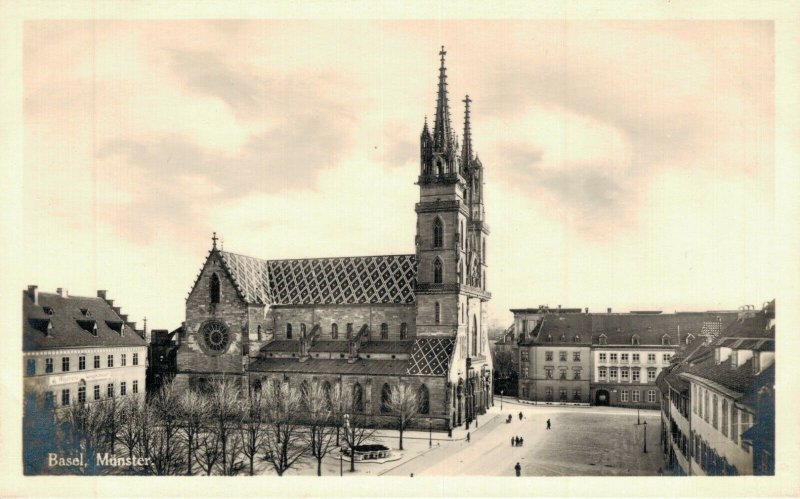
xmin=302 ymin=381 xmax=339 ymax=476
xmin=193 ymin=424 xmax=220 ymax=476
xmin=339 ymin=385 xmax=377 ymax=472
xmin=101 ymin=397 xmax=121 ymax=457
xmin=57 ymin=398 xmax=110 ymax=474
xmin=386 ymin=382 xmax=421 ymax=450
xmin=146 ymin=382 xmax=185 ymax=475
xmin=207 ymin=377 xmax=243 ymax=475
xmin=238 ymin=387 xmax=267 ymax=476
xmin=177 ymin=389 xmax=208 ymax=476
xmin=117 ymin=395 xmax=145 ymax=472
xmin=261 ymin=381 xmax=308 ymax=476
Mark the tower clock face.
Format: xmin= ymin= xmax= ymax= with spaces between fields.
xmin=199 ymin=319 xmax=231 ymax=355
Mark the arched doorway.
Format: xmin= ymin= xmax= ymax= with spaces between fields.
xmin=595 ymin=389 xmax=610 ymax=406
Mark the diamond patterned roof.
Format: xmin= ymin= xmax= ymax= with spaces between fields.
xmin=217 ymin=251 xmax=416 ymax=306
xmin=406 ymin=338 xmax=455 ymax=376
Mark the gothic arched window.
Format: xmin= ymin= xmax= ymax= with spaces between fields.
xmin=380 ymin=383 xmax=392 ymax=413
xmin=400 ymin=322 xmax=408 ymax=340
xmin=323 ymin=381 xmax=333 ymax=411
xmin=300 ymin=323 xmax=307 ymax=337
xmin=300 ymin=380 xmax=310 ymax=410
xmin=286 ymin=323 xmax=292 ymax=339
xmin=433 ymin=258 xmax=443 ymax=284
xmin=352 ymin=383 xmax=364 ymax=413
xmin=419 ymin=384 xmax=430 ymax=414
xmin=433 ymin=218 xmax=444 ymax=248
xmin=257 ymin=325 xmax=262 ymax=341
xmin=460 ymin=221 xmax=465 ymax=249
xmin=471 ymin=316 xmax=478 ymax=356
xmin=435 ymin=302 xmax=441 ymax=324
xmin=380 ymin=323 xmax=388 ymax=340
xmin=331 ymin=323 xmax=338 ymax=339
xmin=210 ymin=273 xmax=220 ymax=304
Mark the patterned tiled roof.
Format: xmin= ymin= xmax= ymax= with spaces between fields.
xmin=216 ymin=250 xmax=416 ymax=306
xmin=267 ymin=255 xmax=416 ymax=305
xmin=219 ymin=251 xmax=273 ymax=304
xmin=406 ymin=338 xmax=455 ymax=376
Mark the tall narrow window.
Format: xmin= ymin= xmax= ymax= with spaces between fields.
xmin=400 ymin=323 xmax=408 ymax=340
xmin=419 ymin=384 xmax=430 ymax=414
xmin=210 ymin=273 xmax=220 ymax=304
xmin=381 ymin=384 xmax=392 ymax=413
xmin=433 ymin=258 xmax=443 ymax=284
xmin=380 ymin=323 xmax=388 ymax=340
xmin=300 ymin=323 xmax=307 ymax=337
xmin=433 ymin=218 xmax=444 ymax=248
xmin=472 ymin=316 xmax=478 ymax=356
xmin=331 ymin=323 xmax=338 ymax=339
xmin=346 ymin=323 xmax=353 ymax=339
xmin=435 ymin=302 xmax=441 ymax=324
xmin=460 ymin=221 xmax=465 ymax=249
xmin=286 ymin=323 xmax=292 ymax=339
xmin=352 ymin=383 xmax=364 ymax=413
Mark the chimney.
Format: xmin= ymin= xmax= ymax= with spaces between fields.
xmin=27 ymin=285 xmax=39 ymax=305
xmin=97 ymin=290 xmax=107 ymax=300
xmin=558 ymin=304 xmax=562 ymax=313
xmin=584 ymin=307 xmax=588 ymax=314
xmin=607 ymin=307 xmax=612 ymax=314
xmin=57 ymin=287 xmax=68 ymax=298
xmin=113 ymin=306 xmax=121 ymax=315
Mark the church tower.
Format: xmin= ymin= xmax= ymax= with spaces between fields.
xmin=414 ymin=47 xmax=490 ymax=354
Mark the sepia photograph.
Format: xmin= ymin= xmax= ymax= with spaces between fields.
xmin=2 ymin=1 xmax=799 ymax=497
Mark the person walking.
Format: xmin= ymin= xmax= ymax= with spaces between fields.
xmin=466 ymin=432 xmax=470 ymax=443
xmin=511 ymin=437 xmax=515 ymax=447
xmin=546 ymin=418 xmax=551 ymax=430
xmin=518 ymin=411 xmax=523 ymax=421
xmin=520 ymin=437 xmax=524 ymax=447
xmin=515 ymin=462 xmax=521 ymax=477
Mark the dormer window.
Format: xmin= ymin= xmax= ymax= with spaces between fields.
xmin=686 ymin=333 xmax=695 ymax=345
xmin=43 ymin=307 xmax=54 ymax=315
xmin=631 ymin=334 xmax=640 ymax=345
xmin=545 ymin=335 xmax=552 ymax=343
xmin=574 ymin=335 xmax=581 ymax=343
xmin=560 ymin=334 xmax=566 ymax=342
xmin=662 ymin=334 xmax=671 ymax=346
xmin=80 ymin=308 xmax=91 ymax=317
xmin=599 ymin=334 xmax=607 ymax=345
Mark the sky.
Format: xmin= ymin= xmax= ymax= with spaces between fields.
xmin=22 ymin=20 xmax=775 ymax=331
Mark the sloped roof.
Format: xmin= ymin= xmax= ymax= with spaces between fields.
xmin=214 ymin=250 xmax=417 ymax=306
xmin=520 ymin=314 xmax=592 ymax=345
xmin=360 ymin=341 xmax=414 ymax=354
xmin=590 ymin=312 xmax=738 ymax=346
xmin=682 ymin=357 xmax=759 ymax=394
xmin=406 ymin=338 xmax=454 ymax=376
xmin=309 ymin=340 xmax=350 ymax=353
xmin=250 ymin=357 xmax=411 ymax=376
xmin=260 ymin=340 xmax=300 ymax=353
xmin=23 ymin=291 xmax=146 ymax=351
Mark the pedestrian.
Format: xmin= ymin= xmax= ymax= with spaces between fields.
xmin=520 ymin=437 xmax=524 ymax=447
xmin=466 ymin=432 xmax=470 ymax=443
xmin=546 ymin=418 xmax=551 ymax=430
xmin=511 ymin=437 xmax=515 ymax=447
xmin=515 ymin=462 xmax=521 ymax=477
xmin=519 ymin=411 xmax=523 ymax=421
xmin=657 ymin=467 xmax=663 ymax=476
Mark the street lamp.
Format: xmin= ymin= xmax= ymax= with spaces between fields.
xmin=429 ymin=419 xmax=432 ymax=448
xmin=339 ymin=447 xmax=343 ymax=477
xmin=643 ymin=420 xmax=648 ymax=453
xmin=637 ymin=407 xmax=641 ymax=425
xmin=501 ymin=390 xmax=504 ymax=410
xmin=344 ymin=413 xmax=354 ymax=472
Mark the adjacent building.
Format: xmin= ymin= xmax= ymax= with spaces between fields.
xmin=172 ymin=48 xmax=493 ymax=431
xmin=657 ymin=301 xmax=775 ymax=476
xmin=146 ymin=326 xmax=181 ymax=394
xmin=512 ymin=308 xmax=739 ymax=408
xmin=23 ymin=286 xmax=147 ymax=409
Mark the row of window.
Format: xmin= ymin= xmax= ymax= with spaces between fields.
xmin=598 ymin=352 xmax=670 ymax=364
xmin=598 ymin=367 xmax=658 ymax=383
xmin=544 ymin=387 xmax=582 ymax=402
xmin=541 ymin=334 xmax=582 ymax=343
xmin=53 ymin=380 xmax=139 ymax=406
xmin=694 ymin=434 xmax=739 ymax=475
xmin=27 ymin=352 xmax=139 ymax=376
xmin=597 ymin=334 xmax=673 ymax=346
xmin=432 ymin=217 xmax=486 ymax=257
xmin=619 ymin=389 xmax=657 ymax=403
xmin=543 ymin=367 xmax=583 ymax=380
xmin=285 ymin=322 xmax=410 ymax=341
xmin=542 ymin=351 xmax=582 ymax=362
xmin=693 ymin=384 xmax=751 ymax=450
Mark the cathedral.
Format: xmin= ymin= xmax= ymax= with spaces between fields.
xmin=173 ymin=47 xmax=493 ymax=431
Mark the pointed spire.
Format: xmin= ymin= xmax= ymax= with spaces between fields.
xmin=212 ymin=231 xmax=218 ymax=249
xmin=421 ymin=115 xmax=430 ymax=136
xmin=433 ymin=46 xmax=452 ymax=150
xmin=462 ymin=94 xmax=473 ymax=165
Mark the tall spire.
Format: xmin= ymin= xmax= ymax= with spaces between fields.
xmin=433 ymin=46 xmax=452 ymax=150
xmin=462 ymin=95 xmax=473 ymax=165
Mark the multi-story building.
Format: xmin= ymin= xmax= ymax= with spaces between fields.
xmin=172 ymin=48 xmax=493 ymax=431
xmin=512 ymin=308 xmax=738 ymax=408
xmin=146 ymin=326 xmax=181 ymax=394
xmin=492 ymin=323 xmax=518 ymax=396
xmin=658 ymin=301 xmax=775 ymax=476
xmin=23 ymin=286 xmax=147 ymax=409
xmin=515 ymin=312 xmax=591 ymax=403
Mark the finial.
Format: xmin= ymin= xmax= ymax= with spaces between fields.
xmin=212 ymin=231 xmax=218 ymax=249
xmin=462 ymin=95 xmax=473 ymax=163
xmin=220 ymin=236 xmax=224 ymax=251
xmin=143 ymin=316 xmax=148 ymax=333
xmin=439 ymin=45 xmax=447 ymax=68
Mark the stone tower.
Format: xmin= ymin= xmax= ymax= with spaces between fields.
xmin=415 ymin=47 xmax=490 ymax=359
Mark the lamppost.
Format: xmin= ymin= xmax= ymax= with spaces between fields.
xmin=339 ymin=447 xmax=343 ymax=477
xmin=501 ymin=390 xmax=504 ymax=410
xmin=429 ymin=419 xmax=432 ymax=448
xmin=344 ymin=413 xmax=354 ymax=472
xmin=643 ymin=420 xmax=648 ymax=453
xmin=637 ymin=407 xmax=641 ymax=425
